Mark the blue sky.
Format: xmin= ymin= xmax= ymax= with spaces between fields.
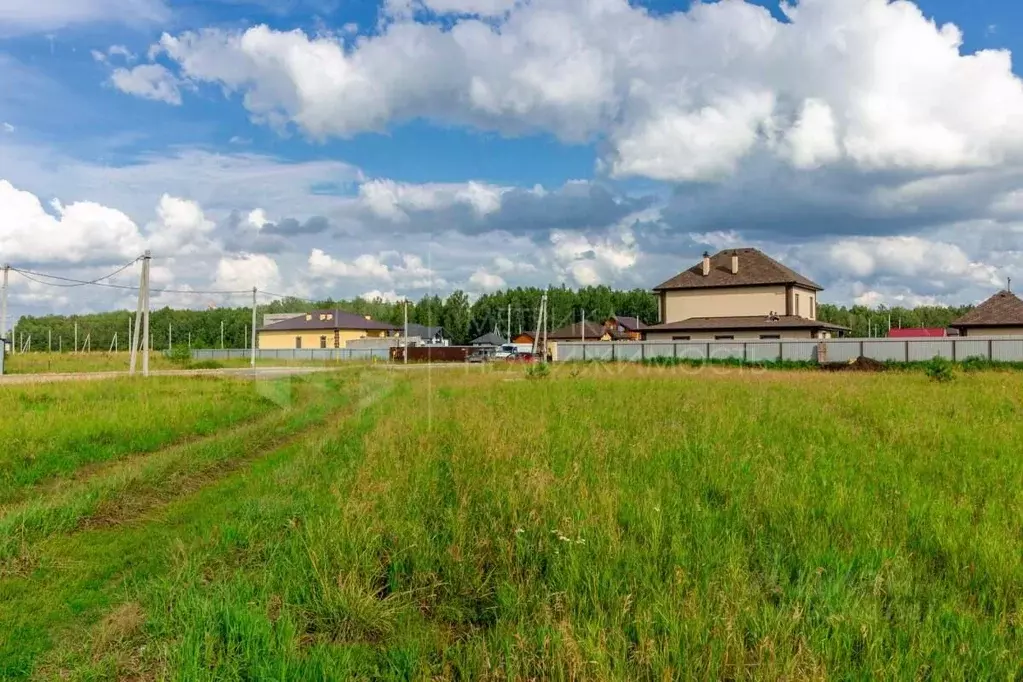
xmin=3 ymin=0 xmax=1023 ymax=317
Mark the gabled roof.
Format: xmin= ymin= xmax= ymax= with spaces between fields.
xmin=653 ymin=248 xmax=822 ymax=292
xmin=258 ymin=309 xmax=397 ymax=332
xmin=644 ymin=315 xmax=848 ymax=332
xmin=404 ymin=323 xmax=445 ymax=338
xmin=610 ymin=315 xmax=645 ymax=331
xmin=472 ymin=332 xmax=508 ymax=346
xmin=548 ymin=321 xmax=630 ymax=341
xmin=951 ymin=290 xmax=1023 ymax=327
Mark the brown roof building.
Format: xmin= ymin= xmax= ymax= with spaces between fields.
xmin=951 ymin=291 xmax=1023 ymax=336
xmin=644 ymin=248 xmax=847 ymax=341
xmin=548 ymin=321 xmax=629 ymax=342
xmin=257 ymin=309 xmax=397 ymax=350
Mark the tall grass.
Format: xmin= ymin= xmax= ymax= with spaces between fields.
xmin=0 ymin=377 xmax=274 ymax=502
xmin=4 ymin=368 xmax=1023 ymax=679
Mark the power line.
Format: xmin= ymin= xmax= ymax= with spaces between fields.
xmin=9 ymin=257 xmax=141 ymax=288
xmin=10 ymin=265 xmax=251 ymax=296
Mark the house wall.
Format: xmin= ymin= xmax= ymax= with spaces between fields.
xmin=259 ymin=328 xmax=387 ymax=349
xmin=960 ymin=326 xmax=1023 ymax=337
xmin=644 ymin=328 xmax=819 ymax=341
xmin=788 ymin=286 xmax=818 ymax=320
xmin=663 ymin=285 xmax=787 ymax=323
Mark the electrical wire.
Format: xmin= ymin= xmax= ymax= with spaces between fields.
xmin=9 ymin=257 xmax=141 ymax=288
xmin=11 ymin=265 xmax=251 ymax=296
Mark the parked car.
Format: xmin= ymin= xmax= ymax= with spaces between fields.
xmin=494 ymin=344 xmax=519 ymax=359
xmin=505 ymin=352 xmax=537 ymax=363
xmin=467 ymin=351 xmax=488 ymax=363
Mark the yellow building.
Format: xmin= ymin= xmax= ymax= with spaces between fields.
xmin=257 ymin=309 xmax=396 ymax=349
xmin=644 ymin=248 xmax=848 ymax=341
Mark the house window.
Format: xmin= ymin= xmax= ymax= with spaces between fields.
xmin=811 ymin=298 xmax=816 ymax=319
xmin=320 ymin=336 xmax=327 ymax=349
xmin=295 ymin=337 xmax=302 ymax=349
xmin=795 ymin=293 xmax=801 ymax=317
xmin=334 ymin=331 xmax=340 ymax=349
xmin=715 ymin=335 xmax=734 ymax=340
xmin=672 ymin=335 xmax=691 ymax=341
xmin=760 ymin=334 xmax=781 ymax=340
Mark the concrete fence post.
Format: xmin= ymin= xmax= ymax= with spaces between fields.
xmin=860 ymin=340 xmax=865 ymax=358
xmin=905 ymin=340 xmax=910 ymax=363
xmin=989 ymin=339 xmax=994 ymax=361
xmin=706 ymin=342 xmax=711 ymax=362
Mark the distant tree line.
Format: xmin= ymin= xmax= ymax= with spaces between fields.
xmin=9 ymin=286 xmax=658 ymax=350
xmin=8 ymin=288 xmax=973 ymax=351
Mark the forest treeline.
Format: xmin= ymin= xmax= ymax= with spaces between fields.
xmin=9 ymin=286 xmax=973 ymax=350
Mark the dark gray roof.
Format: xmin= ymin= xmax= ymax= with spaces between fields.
xmin=653 ymin=248 xmax=822 ymax=292
xmin=472 ymin=332 xmax=508 ymax=346
xmin=258 ymin=309 xmax=397 ymax=332
xmin=611 ymin=315 xmax=645 ymax=331
xmin=644 ymin=315 xmax=849 ymax=332
xmin=548 ymin=321 xmax=629 ymax=340
xmin=404 ymin=323 xmax=445 ymax=338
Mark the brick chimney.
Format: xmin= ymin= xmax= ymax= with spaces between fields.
xmin=731 ymin=251 xmax=739 ymax=275
xmin=702 ymin=251 xmax=711 ymax=276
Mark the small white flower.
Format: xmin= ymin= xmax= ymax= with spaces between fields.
xmin=575 ymin=537 xmax=586 ymax=545
xmin=515 ymin=528 xmax=525 ymax=535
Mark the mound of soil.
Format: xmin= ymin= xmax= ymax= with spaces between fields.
xmin=820 ymin=356 xmax=888 ymax=372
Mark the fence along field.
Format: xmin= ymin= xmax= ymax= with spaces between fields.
xmin=3 ymin=365 xmax=1023 ymax=679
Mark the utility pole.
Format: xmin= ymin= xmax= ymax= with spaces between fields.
xmin=48 ymin=328 xmax=51 ymax=353
xmin=0 ymin=264 xmax=8 ymax=354
xmin=130 ymin=257 xmax=144 ymax=374
xmin=74 ymin=321 xmax=78 ymax=354
xmin=130 ymin=250 xmax=151 ymax=376
xmin=142 ymin=251 xmax=151 ymax=376
xmin=581 ymin=309 xmax=585 ymax=342
xmin=403 ymin=298 xmax=409 ymax=365
xmin=169 ymin=323 xmax=173 ymax=351
xmin=221 ymin=320 xmax=225 ymax=350
xmin=507 ymin=304 xmax=511 ymax=342
xmin=250 ymin=287 xmax=257 ymax=368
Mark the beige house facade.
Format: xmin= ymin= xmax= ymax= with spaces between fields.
xmin=644 ymin=248 xmax=846 ymax=341
xmin=257 ymin=309 xmax=395 ymax=349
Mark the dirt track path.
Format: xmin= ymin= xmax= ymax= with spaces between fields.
xmin=0 ymin=366 xmax=337 ymax=385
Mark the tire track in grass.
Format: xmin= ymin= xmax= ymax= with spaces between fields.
xmin=1 ymin=400 xmax=274 ymax=509
xmin=0 ymin=375 xmax=401 ymax=680
xmin=0 ymin=374 xmax=356 ymax=567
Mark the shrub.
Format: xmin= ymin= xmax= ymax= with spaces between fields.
xmin=526 ymin=362 xmax=550 ymax=380
xmin=925 ymin=355 xmax=955 ymax=382
xmin=167 ymin=345 xmax=193 ymax=365
xmin=961 ymin=355 xmax=992 ymax=373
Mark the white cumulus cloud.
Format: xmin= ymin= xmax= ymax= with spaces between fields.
xmin=127 ymin=0 xmax=1023 ymax=182
xmin=110 ymin=64 xmax=183 ymax=105
xmin=0 ymin=180 xmax=144 ymax=263
xmin=358 ymin=179 xmax=506 ymax=221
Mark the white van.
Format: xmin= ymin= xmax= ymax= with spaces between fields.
xmin=495 ymin=344 xmax=518 ymax=359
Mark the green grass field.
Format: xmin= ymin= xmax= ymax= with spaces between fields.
xmin=1 ymin=351 xmax=373 ymax=375
xmin=2 ymin=365 xmax=1023 ymax=679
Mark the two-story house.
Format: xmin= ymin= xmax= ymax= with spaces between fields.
xmin=643 ymin=248 xmax=848 ymax=341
